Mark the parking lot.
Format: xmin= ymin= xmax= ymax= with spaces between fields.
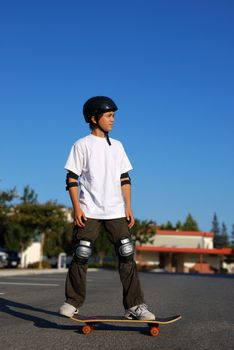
xmin=0 ymin=269 xmax=234 ymax=350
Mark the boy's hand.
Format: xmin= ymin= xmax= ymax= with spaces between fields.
xmin=73 ymin=207 xmax=87 ymax=227
xmin=125 ymin=207 xmax=135 ymax=229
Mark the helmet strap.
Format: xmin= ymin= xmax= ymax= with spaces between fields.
xmin=94 ymin=115 xmax=111 ymax=146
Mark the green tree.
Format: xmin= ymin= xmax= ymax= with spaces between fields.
xmin=20 ymin=201 xmax=72 ymax=259
xmin=211 ymin=214 xmax=229 ymax=248
xmin=216 ymin=222 xmax=229 ymax=248
xmin=0 ymin=186 xmax=38 ymax=251
xmin=211 ymin=213 xmax=220 ymax=235
xmin=212 ymin=213 xmax=220 ymax=248
xmin=160 ymin=221 xmax=174 ymax=230
xmin=93 ymin=226 xmax=115 ymax=265
xmin=0 ymin=214 xmax=10 ymax=247
xmin=0 ymin=187 xmax=18 ymax=206
xmin=231 ymin=224 xmax=234 ymax=247
xmin=181 ymin=214 xmax=199 ymax=231
xmin=0 ymin=187 xmax=18 ymax=246
xmin=8 ymin=202 xmax=40 ymax=253
xmin=0 ymin=186 xmax=74 ymax=263
xmin=175 ymin=221 xmax=183 ymax=230
xmin=4 ymin=223 xmax=25 ymax=251
xmin=223 ymin=223 xmax=229 ymax=246
xmin=160 ymin=220 xmax=184 ymax=230
xmin=7 ymin=198 xmax=73 ymax=259
xmin=43 ymin=208 xmax=73 ymax=257
xmin=20 ymin=185 xmax=38 ymax=204
xmin=130 ymin=219 xmax=156 ymax=246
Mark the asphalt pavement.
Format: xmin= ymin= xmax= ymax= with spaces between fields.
xmin=0 ymin=268 xmax=234 ymax=350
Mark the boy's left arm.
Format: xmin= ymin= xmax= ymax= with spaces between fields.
xmin=121 ymin=173 xmax=135 ymax=228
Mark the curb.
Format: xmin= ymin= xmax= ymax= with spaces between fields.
xmin=0 ymin=268 xmax=99 ymax=277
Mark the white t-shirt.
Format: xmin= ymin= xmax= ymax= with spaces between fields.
xmin=65 ymin=134 xmax=133 ymax=219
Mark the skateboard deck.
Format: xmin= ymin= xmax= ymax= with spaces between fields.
xmin=71 ymin=314 xmax=182 ymax=336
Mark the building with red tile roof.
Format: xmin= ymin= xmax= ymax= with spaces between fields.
xmin=135 ymin=229 xmax=233 ymax=273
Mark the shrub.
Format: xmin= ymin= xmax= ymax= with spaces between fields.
xmin=27 ymin=261 xmax=51 ymax=269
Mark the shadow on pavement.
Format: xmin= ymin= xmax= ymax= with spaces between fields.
xmin=0 ymin=297 xmax=77 ymax=330
xmin=0 ymin=298 xmax=157 ymax=336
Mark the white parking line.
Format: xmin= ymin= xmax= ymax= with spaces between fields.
xmin=0 ymin=282 xmax=59 ymax=286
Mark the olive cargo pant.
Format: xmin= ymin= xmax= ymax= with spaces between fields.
xmin=65 ymin=217 xmax=144 ymax=309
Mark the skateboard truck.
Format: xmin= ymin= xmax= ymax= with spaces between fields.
xmin=81 ymin=321 xmax=160 ymax=336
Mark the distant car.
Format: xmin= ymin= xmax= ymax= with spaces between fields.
xmin=6 ymin=250 xmax=21 ymax=268
xmin=0 ymin=248 xmax=8 ymax=268
xmin=0 ymin=247 xmax=20 ymax=268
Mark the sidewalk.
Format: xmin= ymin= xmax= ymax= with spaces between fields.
xmin=0 ymin=267 xmax=98 ymax=277
xmin=0 ymin=268 xmax=68 ymax=277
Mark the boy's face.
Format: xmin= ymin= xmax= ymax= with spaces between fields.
xmin=92 ymin=111 xmax=115 ymax=132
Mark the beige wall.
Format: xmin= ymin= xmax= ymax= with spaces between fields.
xmin=21 ymin=242 xmax=41 ymax=268
xmin=151 ymin=234 xmax=213 ymax=249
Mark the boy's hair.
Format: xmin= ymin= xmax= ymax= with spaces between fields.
xmin=89 ymin=115 xmax=101 ymax=130
xmin=89 ymin=120 xmax=96 ymax=130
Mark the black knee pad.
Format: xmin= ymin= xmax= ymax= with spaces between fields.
xmin=74 ymin=239 xmax=92 ymax=264
xmin=117 ymin=237 xmax=134 ymax=262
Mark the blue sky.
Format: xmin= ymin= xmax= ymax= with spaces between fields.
xmin=0 ymin=0 xmax=233 ymax=233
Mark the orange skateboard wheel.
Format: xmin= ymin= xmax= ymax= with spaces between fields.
xmin=149 ymin=326 xmax=160 ymax=337
xmin=82 ymin=324 xmax=92 ymax=335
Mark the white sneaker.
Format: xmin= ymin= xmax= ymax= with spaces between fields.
xmin=59 ymin=302 xmax=79 ymax=317
xmin=125 ymin=303 xmax=155 ymax=320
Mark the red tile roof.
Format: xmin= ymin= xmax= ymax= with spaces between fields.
xmin=136 ymin=246 xmax=232 ymax=255
xmin=156 ymin=229 xmax=214 ymax=238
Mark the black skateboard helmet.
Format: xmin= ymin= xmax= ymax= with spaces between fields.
xmin=83 ymin=96 xmax=118 ymax=123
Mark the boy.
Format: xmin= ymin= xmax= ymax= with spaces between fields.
xmin=59 ymin=96 xmax=155 ymax=320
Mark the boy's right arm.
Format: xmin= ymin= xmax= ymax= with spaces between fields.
xmin=66 ymin=174 xmax=87 ymax=227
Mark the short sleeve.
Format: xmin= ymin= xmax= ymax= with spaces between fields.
xmin=120 ymin=143 xmax=133 ymax=174
xmin=64 ymin=142 xmax=84 ymax=176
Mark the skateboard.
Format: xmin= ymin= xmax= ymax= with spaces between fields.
xmin=70 ymin=314 xmax=182 ymax=336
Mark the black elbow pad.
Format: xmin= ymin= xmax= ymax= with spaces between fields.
xmin=121 ymin=172 xmax=131 ymax=186
xmin=66 ymin=171 xmax=79 ymax=191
